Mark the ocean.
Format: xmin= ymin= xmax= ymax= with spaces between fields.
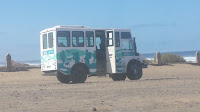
xmin=0 ymin=50 xmax=199 ymax=66
xmin=0 ymin=60 xmax=41 ymax=67
xmin=142 ymin=50 xmax=199 ymax=62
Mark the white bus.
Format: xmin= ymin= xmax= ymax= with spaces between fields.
xmin=40 ymin=25 xmax=147 ymax=83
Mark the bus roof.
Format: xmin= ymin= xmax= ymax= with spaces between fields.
xmin=40 ymin=25 xmax=131 ymax=33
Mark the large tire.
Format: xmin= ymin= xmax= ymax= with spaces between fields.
xmin=57 ymin=71 xmax=71 ymax=83
xmin=112 ymin=73 xmax=126 ymax=81
xmin=71 ymin=63 xmax=88 ymax=83
xmin=127 ymin=63 xmax=142 ymax=80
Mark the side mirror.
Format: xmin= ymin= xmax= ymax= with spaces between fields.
xmin=133 ymin=37 xmax=138 ymax=54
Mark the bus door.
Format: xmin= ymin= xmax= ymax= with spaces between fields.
xmin=95 ymin=30 xmax=106 ymax=75
xmin=41 ymin=32 xmax=57 ymax=71
xmin=106 ymin=30 xmax=116 ymax=73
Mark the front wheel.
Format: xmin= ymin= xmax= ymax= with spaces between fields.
xmin=127 ymin=63 xmax=142 ymax=80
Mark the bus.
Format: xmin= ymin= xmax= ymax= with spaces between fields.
xmin=40 ymin=25 xmax=147 ymax=83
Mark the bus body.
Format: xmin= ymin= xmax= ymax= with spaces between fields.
xmin=40 ymin=26 xmax=147 ymax=83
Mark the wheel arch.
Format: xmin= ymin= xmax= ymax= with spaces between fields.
xmin=71 ymin=62 xmax=90 ymax=75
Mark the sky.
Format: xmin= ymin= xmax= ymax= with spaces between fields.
xmin=0 ymin=0 xmax=200 ymax=61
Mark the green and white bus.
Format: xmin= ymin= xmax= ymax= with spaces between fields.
xmin=40 ymin=25 xmax=147 ymax=83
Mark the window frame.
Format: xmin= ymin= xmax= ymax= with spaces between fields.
xmin=72 ymin=31 xmax=84 ymax=47
xmin=115 ymin=32 xmax=120 ymax=47
xmin=122 ymin=40 xmax=134 ymax=50
xmin=57 ymin=31 xmax=71 ymax=47
xmin=107 ymin=31 xmax=114 ymax=46
xmin=48 ymin=32 xmax=54 ymax=49
xmin=42 ymin=34 xmax=47 ymax=50
xmin=121 ymin=32 xmax=131 ymax=39
xmin=86 ymin=31 xmax=94 ymax=47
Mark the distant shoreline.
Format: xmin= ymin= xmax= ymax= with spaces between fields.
xmin=0 ymin=62 xmax=40 ymax=67
xmin=146 ymin=56 xmax=196 ymax=62
xmin=142 ymin=50 xmax=200 ymax=58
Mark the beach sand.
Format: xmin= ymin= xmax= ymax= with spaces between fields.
xmin=0 ymin=64 xmax=200 ymax=112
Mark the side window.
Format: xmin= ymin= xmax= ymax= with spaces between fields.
xmin=107 ymin=31 xmax=113 ymax=46
xmin=115 ymin=32 xmax=120 ymax=47
xmin=72 ymin=31 xmax=84 ymax=47
xmin=122 ymin=41 xmax=129 ymax=50
xmin=86 ymin=31 xmax=94 ymax=47
xmin=57 ymin=31 xmax=70 ymax=47
xmin=121 ymin=32 xmax=131 ymax=39
xmin=122 ymin=41 xmax=133 ymax=50
xmin=43 ymin=34 xmax=47 ymax=49
xmin=48 ymin=32 xmax=53 ymax=48
xmin=95 ymin=37 xmax=101 ymax=49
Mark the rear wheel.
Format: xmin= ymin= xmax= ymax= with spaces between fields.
xmin=57 ymin=71 xmax=71 ymax=83
xmin=71 ymin=63 xmax=88 ymax=83
xmin=127 ymin=63 xmax=142 ymax=80
xmin=112 ymin=73 xmax=126 ymax=81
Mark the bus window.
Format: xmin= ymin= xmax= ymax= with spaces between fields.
xmin=86 ymin=31 xmax=94 ymax=47
xmin=115 ymin=32 xmax=120 ymax=47
xmin=48 ymin=32 xmax=53 ymax=48
xmin=107 ymin=31 xmax=113 ymax=46
xmin=72 ymin=31 xmax=84 ymax=47
xmin=57 ymin=31 xmax=70 ymax=47
xmin=43 ymin=34 xmax=47 ymax=49
xmin=122 ymin=41 xmax=133 ymax=50
xmin=121 ymin=32 xmax=131 ymax=39
xmin=96 ymin=37 xmax=101 ymax=49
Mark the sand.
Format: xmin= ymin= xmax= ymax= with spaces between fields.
xmin=0 ymin=64 xmax=200 ymax=112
